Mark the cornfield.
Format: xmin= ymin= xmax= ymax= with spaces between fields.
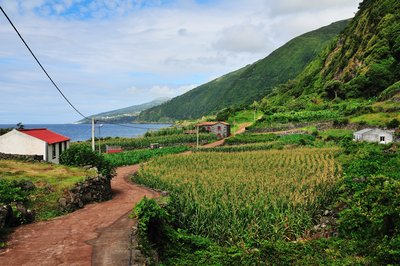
xmin=135 ymin=148 xmax=342 ymax=244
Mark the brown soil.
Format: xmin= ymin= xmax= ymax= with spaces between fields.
xmin=0 ymin=165 xmax=159 ymax=266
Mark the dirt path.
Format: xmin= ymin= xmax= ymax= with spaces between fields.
xmin=0 ymin=165 xmax=158 ymax=266
xmin=233 ymin=122 xmax=251 ymax=135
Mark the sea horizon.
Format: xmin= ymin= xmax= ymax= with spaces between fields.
xmin=0 ymin=123 xmax=171 ymax=142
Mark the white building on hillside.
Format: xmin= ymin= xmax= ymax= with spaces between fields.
xmin=0 ymin=128 xmax=70 ymax=164
xmin=353 ymin=128 xmax=395 ymax=144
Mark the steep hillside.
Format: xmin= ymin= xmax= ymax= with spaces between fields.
xmin=139 ymin=20 xmax=349 ymax=122
xmin=266 ymin=0 xmax=400 ymax=109
xmin=77 ymin=97 xmax=170 ymax=124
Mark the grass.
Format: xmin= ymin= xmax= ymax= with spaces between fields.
xmin=134 ymin=148 xmax=341 ymax=244
xmin=319 ymin=129 xmax=353 ymax=139
xmin=227 ymin=109 xmax=263 ymax=133
xmin=0 ymin=160 xmax=95 ymax=220
xmin=350 ymin=112 xmax=400 ymax=126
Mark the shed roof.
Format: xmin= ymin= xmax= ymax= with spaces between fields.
xmin=197 ymin=122 xmax=229 ymax=126
xmin=18 ymin=128 xmax=70 ymax=144
xmin=354 ymin=128 xmax=373 ymax=135
xmin=354 ymin=128 xmax=394 ymax=136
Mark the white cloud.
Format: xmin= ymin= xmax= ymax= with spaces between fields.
xmin=213 ymin=23 xmax=271 ymax=54
xmin=0 ymin=0 xmax=361 ymax=123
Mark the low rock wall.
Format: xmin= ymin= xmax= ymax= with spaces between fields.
xmin=0 ymin=152 xmax=43 ymax=162
xmin=58 ymin=175 xmax=112 ymax=212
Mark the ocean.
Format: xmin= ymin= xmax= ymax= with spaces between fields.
xmin=0 ymin=124 xmax=171 ymax=142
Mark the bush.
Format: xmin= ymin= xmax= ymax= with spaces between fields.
xmin=386 ymin=118 xmax=400 ymax=129
xmin=0 ymin=180 xmax=29 ymax=204
xmin=60 ymin=145 xmax=115 ymax=178
xmin=333 ymin=118 xmax=349 ymax=127
xmin=339 ymin=176 xmax=400 ymax=264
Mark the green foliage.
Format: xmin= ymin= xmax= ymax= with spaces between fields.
xmin=139 ymin=20 xmax=349 ymax=121
xmin=255 ymin=110 xmax=340 ymax=127
xmin=144 ymin=127 xmax=184 ymax=137
xmin=104 ymin=146 xmax=189 ymax=167
xmin=75 ymin=133 xmax=217 ymax=152
xmin=0 ymin=128 xmax=12 ymax=136
xmin=59 ymin=145 xmax=115 ymax=178
xmin=379 ymin=81 xmax=400 ymax=100
xmin=386 ymin=118 xmax=400 ymax=129
xmin=0 ymin=179 xmax=29 ymax=204
xmin=131 ymin=198 xmax=171 ymax=258
xmin=224 ymin=133 xmax=278 ymax=145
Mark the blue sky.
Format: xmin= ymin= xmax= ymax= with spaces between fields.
xmin=0 ymin=0 xmax=360 ymax=123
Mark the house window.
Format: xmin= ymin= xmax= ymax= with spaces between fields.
xmin=380 ymin=136 xmax=385 ymax=142
xmin=59 ymin=142 xmax=63 ymax=153
xmin=52 ymin=144 xmax=56 ymax=159
xmin=217 ymin=126 xmax=221 ymax=131
xmin=207 ymin=126 xmax=211 ymax=131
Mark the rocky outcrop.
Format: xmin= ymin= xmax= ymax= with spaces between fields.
xmin=58 ymin=175 xmax=112 ymax=212
xmin=0 ymin=152 xmax=43 ymax=162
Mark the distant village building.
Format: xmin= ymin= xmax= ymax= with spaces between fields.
xmin=353 ymin=128 xmax=395 ymax=144
xmin=0 ymin=128 xmax=70 ymax=164
xmin=197 ymin=122 xmax=231 ymax=138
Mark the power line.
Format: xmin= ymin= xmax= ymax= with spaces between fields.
xmin=0 ymin=6 xmax=159 ymax=131
xmin=0 ymin=5 xmax=87 ymax=119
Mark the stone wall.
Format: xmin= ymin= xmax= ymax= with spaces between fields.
xmin=58 ymin=174 xmax=112 ymax=212
xmin=0 ymin=152 xmax=43 ymax=162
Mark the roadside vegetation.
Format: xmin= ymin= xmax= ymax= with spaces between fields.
xmin=0 ymin=160 xmax=95 ymax=221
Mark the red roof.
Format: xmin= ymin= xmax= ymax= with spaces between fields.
xmin=18 ymin=128 xmax=70 ymax=144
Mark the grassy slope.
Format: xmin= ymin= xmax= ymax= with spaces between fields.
xmin=139 ymin=20 xmax=349 ymax=122
xmin=267 ymin=0 xmax=400 ymax=110
xmin=0 ymin=160 xmax=95 ymax=220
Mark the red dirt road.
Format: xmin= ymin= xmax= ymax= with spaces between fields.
xmin=0 ymin=165 xmax=158 ymax=266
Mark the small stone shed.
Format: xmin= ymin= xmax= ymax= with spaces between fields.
xmin=0 ymin=128 xmax=70 ymax=164
xmin=197 ymin=122 xmax=231 ymax=138
xmin=353 ymin=128 xmax=395 ymax=144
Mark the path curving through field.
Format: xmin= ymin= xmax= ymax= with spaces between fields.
xmin=0 ymin=165 xmax=158 ymax=266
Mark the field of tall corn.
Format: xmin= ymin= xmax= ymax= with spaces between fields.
xmin=134 ymin=148 xmax=342 ymax=244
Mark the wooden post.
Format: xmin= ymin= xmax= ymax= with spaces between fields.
xmin=196 ymin=125 xmax=199 ymax=150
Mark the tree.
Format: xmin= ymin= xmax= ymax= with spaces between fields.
xmin=16 ymin=122 xmax=24 ymax=130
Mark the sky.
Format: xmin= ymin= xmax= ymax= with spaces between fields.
xmin=0 ymin=0 xmax=361 ymax=124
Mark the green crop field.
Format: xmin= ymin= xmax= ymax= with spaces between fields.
xmin=104 ymin=146 xmax=189 ymax=167
xmin=134 ymin=148 xmax=341 ymax=244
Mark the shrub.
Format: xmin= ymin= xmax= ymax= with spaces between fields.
xmin=333 ymin=118 xmax=349 ymax=127
xmin=386 ymin=118 xmax=400 ymax=129
xmin=60 ymin=145 xmax=115 ymax=178
xmin=0 ymin=180 xmax=29 ymax=204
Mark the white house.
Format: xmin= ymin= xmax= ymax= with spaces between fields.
xmin=0 ymin=128 xmax=70 ymax=164
xmin=197 ymin=122 xmax=231 ymax=138
xmin=353 ymin=128 xmax=395 ymax=144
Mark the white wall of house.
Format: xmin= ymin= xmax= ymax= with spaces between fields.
xmin=363 ymin=131 xmax=393 ymax=144
xmin=0 ymin=129 xmax=46 ymax=157
xmin=0 ymin=129 xmax=70 ymax=164
xmin=46 ymin=141 xmax=70 ymax=164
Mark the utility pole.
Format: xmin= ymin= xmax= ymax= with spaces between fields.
xmin=98 ymin=124 xmax=103 ymax=154
xmin=92 ymin=118 xmax=95 ymax=151
xmin=196 ymin=125 xmax=199 ymax=150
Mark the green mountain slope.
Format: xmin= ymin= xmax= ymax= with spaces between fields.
xmin=266 ymin=0 xmax=400 ymax=108
xmin=139 ymin=20 xmax=349 ymax=122
xmin=77 ymin=97 xmax=170 ymax=124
